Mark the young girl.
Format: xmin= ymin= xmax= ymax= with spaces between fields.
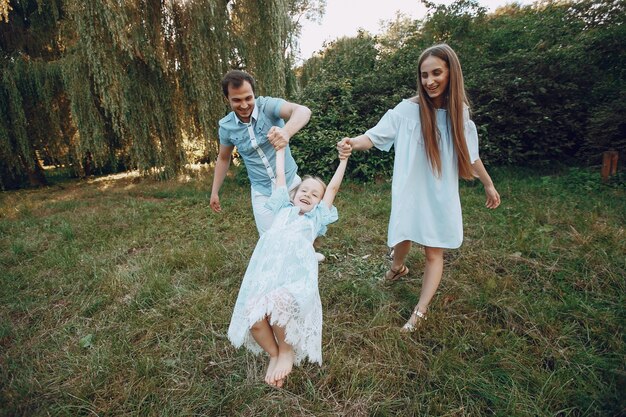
xmin=228 ymin=147 xmax=349 ymax=387
xmin=338 ymin=43 xmax=500 ymax=332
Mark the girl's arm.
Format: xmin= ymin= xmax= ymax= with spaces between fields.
xmin=322 ymin=157 xmax=349 ymax=209
xmin=471 ymin=158 xmax=501 ymax=209
xmin=275 ymin=147 xmax=286 ymax=187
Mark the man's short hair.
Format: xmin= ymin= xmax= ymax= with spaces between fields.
xmin=222 ymin=70 xmax=256 ymax=97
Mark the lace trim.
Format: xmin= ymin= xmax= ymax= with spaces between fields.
xmin=230 ymin=288 xmax=322 ymax=365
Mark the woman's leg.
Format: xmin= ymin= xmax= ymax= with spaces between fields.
xmin=385 ymin=240 xmax=412 ymax=281
xmin=269 ymin=323 xmax=295 ymax=388
xmin=417 ymin=246 xmax=444 ymax=313
xmin=250 ymin=317 xmax=280 ymax=385
xmin=391 ymin=240 xmax=412 ymax=271
xmin=403 ymin=246 xmax=444 ymax=328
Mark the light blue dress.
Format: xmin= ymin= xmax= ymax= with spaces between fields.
xmin=228 ymin=186 xmax=338 ymax=365
xmin=366 ymin=99 xmax=480 ymax=249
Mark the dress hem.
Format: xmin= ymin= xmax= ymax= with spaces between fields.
xmin=387 ymin=237 xmax=462 ymax=250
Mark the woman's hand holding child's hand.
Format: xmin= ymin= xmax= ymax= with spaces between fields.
xmin=337 ymin=138 xmax=352 ymax=160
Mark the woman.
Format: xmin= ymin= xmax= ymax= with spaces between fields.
xmin=338 ymin=44 xmax=500 ymax=331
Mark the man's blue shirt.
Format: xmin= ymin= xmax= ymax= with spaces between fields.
xmin=218 ymin=96 xmax=298 ymax=196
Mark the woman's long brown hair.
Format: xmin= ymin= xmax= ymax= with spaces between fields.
xmin=417 ymin=44 xmax=474 ymax=180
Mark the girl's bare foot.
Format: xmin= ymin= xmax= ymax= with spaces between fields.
xmin=270 ymin=347 xmax=294 ymax=388
xmin=264 ymin=355 xmax=279 ymax=386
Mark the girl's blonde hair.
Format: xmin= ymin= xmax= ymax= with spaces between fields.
xmin=417 ymin=44 xmax=474 ymax=180
xmin=289 ymin=175 xmax=327 ymax=200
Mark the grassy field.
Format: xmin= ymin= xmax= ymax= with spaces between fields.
xmin=0 ymin=165 xmax=624 ymax=416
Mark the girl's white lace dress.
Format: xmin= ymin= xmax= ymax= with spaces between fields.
xmin=227 ymin=186 xmax=338 ymax=365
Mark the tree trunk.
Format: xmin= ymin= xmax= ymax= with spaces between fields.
xmin=25 ymin=152 xmax=48 ymax=187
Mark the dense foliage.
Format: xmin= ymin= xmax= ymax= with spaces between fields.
xmin=1 ymin=0 xmax=623 ymax=188
xmin=293 ymin=0 xmax=625 ymax=181
xmin=0 ymin=0 xmax=325 ymax=189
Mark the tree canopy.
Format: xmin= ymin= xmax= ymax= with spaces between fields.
xmin=293 ymin=0 xmax=625 ymax=181
xmin=0 ymin=0 xmax=325 ymax=189
xmin=1 ymin=0 xmax=623 ymax=189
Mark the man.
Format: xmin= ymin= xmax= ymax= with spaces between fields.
xmin=210 ymin=70 xmax=324 ymax=260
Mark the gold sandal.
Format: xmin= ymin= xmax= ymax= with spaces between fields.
xmin=400 ymin=309 xmax=427 ymax=333
xmin=384 ymin=265 xmax=409 ymax=282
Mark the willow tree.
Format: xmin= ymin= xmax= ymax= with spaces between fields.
xmin=283 ymin=0 xmax=326 ymax=97
xmin=229 ymin=0 xmax=290 ymax=96
xmin=1 ymin=0 xmax=314 ymax=189
xmin=61 ymin=0 xmax=188 ymax=178
xmin=172 ymin=0 xmax=231 ymax=160
xmin=0 ymin=0 xmax=66 ymax=187
xmin=229 ymin=0 xmax=325 ymax=97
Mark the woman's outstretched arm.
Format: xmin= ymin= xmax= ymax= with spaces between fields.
xmin=337 ymin=134 xmax=373 ymax=158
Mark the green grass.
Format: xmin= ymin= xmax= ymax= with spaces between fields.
xmin=0 ymin=165 xmax=624 ymax=416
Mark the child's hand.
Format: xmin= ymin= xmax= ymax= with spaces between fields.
xmin=337 ymin=138 xmax=352 ymax=160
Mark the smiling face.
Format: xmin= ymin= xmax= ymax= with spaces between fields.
xmin=420 ymin=55 xmax=450 ymax=108
xmin=292 ymin=178 xmax=325 ymax=214
xmin=226 ymin=80 xmax=255 ymax=123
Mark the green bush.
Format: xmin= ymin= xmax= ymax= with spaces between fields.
xmin=295 ymin=0 xmax=626 ymax=174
